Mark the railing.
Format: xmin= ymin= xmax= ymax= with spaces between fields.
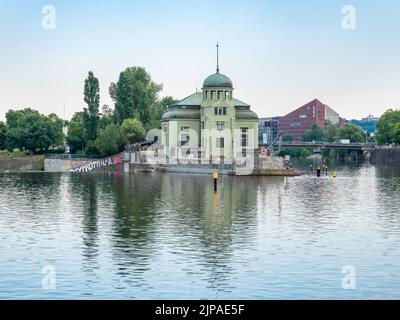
xmin=44 ymin=153 xmax=103 ymax=159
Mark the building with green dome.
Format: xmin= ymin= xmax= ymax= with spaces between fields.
xmin=161 ymin=46 xmax=259 ymax=164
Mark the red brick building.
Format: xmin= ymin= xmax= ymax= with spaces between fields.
xmin=279 ymin=99 xmax=342 ymax=141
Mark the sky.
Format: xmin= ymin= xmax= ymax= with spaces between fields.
xmin=0 ymin=0 xmax=399 ymax=121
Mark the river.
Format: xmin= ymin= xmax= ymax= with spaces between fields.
xmin=1 ymin=164 xmax=400 ymax=299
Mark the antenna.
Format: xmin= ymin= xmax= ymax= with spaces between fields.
xmin=216 ymin=42 xmax=220 ymax=73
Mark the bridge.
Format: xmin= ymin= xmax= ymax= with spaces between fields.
xmin=267 ymin=141 xmax=376 ymax=151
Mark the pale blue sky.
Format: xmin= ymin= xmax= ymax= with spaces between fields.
xmin=0 ymin=0 xmax=399 ymax=121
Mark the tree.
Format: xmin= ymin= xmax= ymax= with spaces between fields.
xmin=376 ymin=109 xmax=400 ymax=145
xmin=94 ymin=124 xmax=123 ymax=156
xmin=83 ymin=71 xmax=100 ymax=141
xmin=0 ymin=121 xmax=7 ymax=150
xmin=98 ymin=104 xmax=114 ymax=130
xmin=146 ymin=96 xmax=179 ymax=130
xmin=282 ymin=133 xmax=293 ymax=142
xmin=337 ymin=124 xmax=365 ymax=142
xmin=66 ymin=112 xmax=87 ymax=153
xmin=324 ymin=125 xmax=338 ymax=142
xmin=109 ymin=67 xmax=162 ymax=125
xmin=392 ymin=122 xmax=400 ymax=145
xmin=301 ymin=124 xmax=324 ymax=142
xmin=5 ymin=108 xmax=60 ymax=153
xmin=46 ymin=113 xmax=64 ymax=148
xmin=121 ymin=118 xmax=146 ymax=144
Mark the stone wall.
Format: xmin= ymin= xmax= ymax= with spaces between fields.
xmin=370 ymin=148 xmax=400 ymax=166
xmin=0 ymin=156 xmax=43 ymax=172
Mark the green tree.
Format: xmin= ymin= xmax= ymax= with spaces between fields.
xmin=46 ymin=113 xmax=64 ymax=148
xmin=95 ymin=124 xmax=123 ymax=156
xmin=301 ymin=124 xmax=324 ymax=142
xmin=98 ymin=104 xmax=114 ymax=130
xmin=146 ymin=96 xmax=179 ymax=130
xmin=0 ymin=121 xmax=7 ymax=150
xmin=121 ymin=118 xmax=146 ymax=144
xmin=66 ymin=112 xmax=87 ymax=153
xmin=5 ymin=108 xmax=58 ymax=153
xmin=83 ymin=71 xmax=100 ymax=141
xmin=323 ymin=125 xmax=338 ymax=142
xmin=337 ymin=124 xmax=365 ymax=142
xmin=149 ymin=96 xmax=178 ymax=130
xmin=376 ymin=109 xmax=400 ymax=145
xmin=109 ymin=67 xmax=162 ymax=125
xmin=282 ymin=133 xmax=293 ymax=142
xmin=392 ymin=123 xmax=400 ymax=145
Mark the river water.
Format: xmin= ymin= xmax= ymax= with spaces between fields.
xmin=1 ymin=164 xmax=400 ymax=299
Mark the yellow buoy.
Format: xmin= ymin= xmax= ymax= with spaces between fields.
xmin=332 ymin=171 xmax=337 ymax=178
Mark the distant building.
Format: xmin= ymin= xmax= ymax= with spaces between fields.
xmin=279 ymin=99 xmax=343 ymax=141
xmin=347 ymin=115 xmax=379 ymax=133
xmin=259 ymin=117 xmax=280 ymax=145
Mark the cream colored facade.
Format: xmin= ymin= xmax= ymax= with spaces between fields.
xmin=161 ymin=67 xmax=259 ymax=163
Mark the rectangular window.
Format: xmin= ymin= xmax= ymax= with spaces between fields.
xmin=225 ymin=91 xmax=229 ymax=100
xmin=223 ymin=107 xmax=227 ymax=115
xmin=201 ymin=121 xmax=205 ymax=129
xmin=214 ymin=107 xmax=218 ymax=115
xmin=241 ymin=127 xmax=248 ymax=147
xmin=216 ymin=121 xmax=225 ymax=131
xmin=180 ymin=126 xmax=190 ymax=146
xmin=218 ymin=91 xmax=222 ymax=100
xmin=216 ymin=137 xmax=224 ymax=148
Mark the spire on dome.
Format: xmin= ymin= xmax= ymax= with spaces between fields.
xmin=216 ymin=42 xmax=220 ymax=73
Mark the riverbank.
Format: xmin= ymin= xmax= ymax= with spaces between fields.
xmin=0 ymin=155 xmax=44 ymax=172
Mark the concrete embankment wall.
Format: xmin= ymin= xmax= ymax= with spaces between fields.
xmin=44 ymin=158 xmax=93 ymax=172
xmin=0 ymin=156 xmax=43 ymax=172
xmin=370 ymin=148 xmax=400 ymax=166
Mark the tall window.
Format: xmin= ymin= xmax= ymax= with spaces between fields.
xmin=180 ymin=126 xmax=190 ymax=146
xmin=241 ymin=127 xmax=248 ymax=147
xmin=216 ymin=137 xmax=224 ymax=148
xmin=216 ymin=121 xmax=225 ymax=131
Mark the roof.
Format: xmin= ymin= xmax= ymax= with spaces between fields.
xmin=170 ymin=92 xmax=250 ymax=108
xmin=161 ymin=109 xmax=200 ymax=121
xmin=236 ymin=109 xmax=259 ymax=120
xmin=203 ymin=72 xmax=233 ymax=88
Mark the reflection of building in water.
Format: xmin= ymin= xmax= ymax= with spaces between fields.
xmin=156 ymin=174 xmax=259 ymax=292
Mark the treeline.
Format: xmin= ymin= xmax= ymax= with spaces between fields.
xmin=0 ymin=66 xmax=178 ymax=156
xmin=67 ymin=67 xmax=177 ymax=156
xmin=278 ymin=123 xmax=367 ymax=158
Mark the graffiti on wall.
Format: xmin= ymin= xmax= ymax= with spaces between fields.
xmin=70 ymin=154 xmax=122 ymax=172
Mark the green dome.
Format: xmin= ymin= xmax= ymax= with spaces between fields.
xmin=203 ymin=72 xmax=233 ymax=88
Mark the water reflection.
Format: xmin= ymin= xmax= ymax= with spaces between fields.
xmin=2 ymin=165 xmax=400 ymax=299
